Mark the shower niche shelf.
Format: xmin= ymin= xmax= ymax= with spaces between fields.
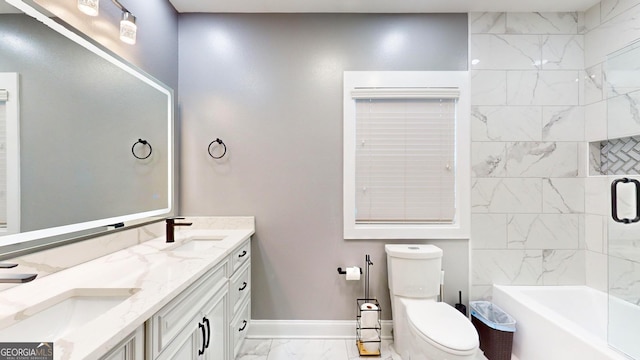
xmin=589 ymin=135 xmax=640 ymax=176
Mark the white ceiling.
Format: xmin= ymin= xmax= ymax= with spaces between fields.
xmin=168 ymin=0 xmax=601 ymax=14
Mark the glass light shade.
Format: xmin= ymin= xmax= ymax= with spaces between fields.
xmin=119 ymin=12 xmax=137 ymax=45
xmin=77 ymin=0 xmax=99 ymax=16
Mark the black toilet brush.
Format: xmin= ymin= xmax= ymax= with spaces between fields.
xmin=455 ymin=290 xmax=467 ymax=316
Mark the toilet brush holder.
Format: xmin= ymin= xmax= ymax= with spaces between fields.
xmin=356 ymin=298 xmax=381 ymax=356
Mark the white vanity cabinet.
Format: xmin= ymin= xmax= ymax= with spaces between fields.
xmin=146 ymin=238 xmax=252 ymax=360
xmin=229 ymin=263 xmax=250 ymax=357
xmin=100 ymin=326 xmax=145 ymax=360
xmin=154 ymin=286 xmax=228 ymax=360
xmin=227 ymin=240 xmax=251 ymax=358
xmin=147 ymin=260 xmax=229 ymax=360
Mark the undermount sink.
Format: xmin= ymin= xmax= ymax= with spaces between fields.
xmin=0 ymin=288 xmax=138 ymax=342
xmin=166 ymin=236 xmax=225 ymax=252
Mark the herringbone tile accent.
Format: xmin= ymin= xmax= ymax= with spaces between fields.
xmin=601 ymin=136 xmax=640 ymax=174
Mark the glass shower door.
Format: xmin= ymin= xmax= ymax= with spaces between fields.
xmin=605 ymin=40 xmax=640 ymax=360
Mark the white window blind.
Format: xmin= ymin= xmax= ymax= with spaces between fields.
xmin=353 ymin=88 xmax=457 ymax=224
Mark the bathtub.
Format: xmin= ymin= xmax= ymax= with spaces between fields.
xmin=492 ymin=285 xmax=635 ymax=360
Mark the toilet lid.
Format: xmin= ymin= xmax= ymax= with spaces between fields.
xmin=406 ymin=302 xmax=479 ymax=353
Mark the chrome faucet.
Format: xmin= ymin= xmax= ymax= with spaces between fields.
xmin=0 ymin=263 xmax=37 ymax=283
xmin=166 ymin=217 xmax=193 ymax=243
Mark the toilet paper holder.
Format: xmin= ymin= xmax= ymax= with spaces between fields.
xmin=356 ymin=254 xmax=381 ymax=356
xmin=337 ymin=267 xmax=362 ymax=275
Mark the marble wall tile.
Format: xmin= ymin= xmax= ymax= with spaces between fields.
xmin=609 ymin=255 xmax=640 ymax=305
xmin=507 ymin=214 xmax=581 ymax=249
xmin=609 ymin=235 xmax=640 ymax=263
xmin=471 ymin=285 xmax=494 ymax=301
xmin=472 ymin=214 xmax=508 ymax=249
xmin=505 ymin=142 xmax=579 ymax=177
xmin=585 ymin=101 xmax=607 ymax=141
xmin=585 ymin=214 xmax=605 ymax=252
xmin=542 ymin=178 xmax=585 ymax=213
xmin=585 ymin=5 xmax=640 ymax=67
xmin=541 ymin=249 xmax=586 ymax=285
xmin=584 ymin=64 xmax=604 ymax=104
xmin=472 ymin=249 xmax=543 ymax=285
xmin=585 ymin=250 xmax=608 ymax=291
xmin=506 ymin=13 xmax=579 ymax=35
xmin=585 ymin=176 xmax=610 ymax=216
xmin=579 ymin=212 xmax=586 ymax=249
xmin=471 ymin=70 xmax=507 ymax=105
xmin=607 ymin=91 xmax=640 ymax=139
xmin=471 ymin=142 xmax=507 ymax=177
xmin=578 ymin=141 xmax=588 ymax=178
xmin=471 ymin=178 xmax=543 ymax=213
xmin=542 ymin=106 xmax=585 ymax=141
xmin=469 ymin=12 xmax=507 ymax=34
xmin=506 ymin=71 xmax=580 ymax=106
xmin=471 ymin=106 xmax=542 ymax=141
xmin=470 ymin=34 xmax=541 ymax=70
xmin=588 ymin=142 xmax=602 ymax=176
xmin=600 ymin=0 xmax=640 ymax=23
xmin=604 ymin=68 xmax=640 ymax=99
xmin=577 ymin=12 xmax=586 ymax=35
xmin=541 ymin=35 xmax=585 ymax=70
xmin=470 ymin=10 xmax=594 ymax=291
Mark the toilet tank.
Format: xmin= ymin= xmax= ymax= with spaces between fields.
xmin=385 ymin=244 xmax=442 ymax=298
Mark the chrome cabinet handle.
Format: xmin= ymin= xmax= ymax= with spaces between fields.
xmin=611 ymin=178 xmax=640 ymax=224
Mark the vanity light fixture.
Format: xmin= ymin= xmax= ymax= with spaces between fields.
xmin=111 ymin=0 xmax=137 ymax=45
xmin=119 ymin=11 xmax=137 ymax=45
xmin=77 ymin=0 xmax=99 ymax=16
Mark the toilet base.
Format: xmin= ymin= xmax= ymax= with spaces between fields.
xmin=406 ymin=324 xmax=479 ymax=360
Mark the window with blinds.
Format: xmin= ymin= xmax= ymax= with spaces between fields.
xmin=353 ymin=91 xmax=457 ymax=224
xmin=343 ymin=71 xmax=470 ymax=239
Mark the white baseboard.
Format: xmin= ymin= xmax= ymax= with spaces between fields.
xmin=246 ymin=320 xmax=393 ymax=340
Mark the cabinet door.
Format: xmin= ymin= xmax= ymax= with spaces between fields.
xmin=101 ymin=326 xmax=144 ymax=360
xmin=203 ymin=286 xmax=229 ymax=360
xmin=156 ymin=323 xmax=204 ymax=360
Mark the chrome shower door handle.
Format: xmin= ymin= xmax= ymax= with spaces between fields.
xmin=611 ymin=177 xmax=640 ymax=224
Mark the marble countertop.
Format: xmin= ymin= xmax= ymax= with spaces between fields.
xmin=0 ymin=227 xmax=254 ymax=360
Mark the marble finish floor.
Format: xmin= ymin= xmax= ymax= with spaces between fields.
xmin=237 ymin=339 xmax=495 ymax=360
xmin=236 ymin=339 xmax=400 ymax=360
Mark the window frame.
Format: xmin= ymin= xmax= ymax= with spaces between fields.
xmin=343 ymin=71 xmax=470 ymax=239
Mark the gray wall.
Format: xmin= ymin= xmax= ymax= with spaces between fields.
xmin=178 ymin=13 xmax=469 ymax=320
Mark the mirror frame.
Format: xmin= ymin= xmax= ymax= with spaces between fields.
xmin=0 ymin=0 xmax=173 ymax=255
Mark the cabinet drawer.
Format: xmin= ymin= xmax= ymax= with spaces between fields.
xmin=230 ymin=299 xmax=250 ymax=358
xmin=149 ymin=260 xmax=227 ymax=357
xmin=229 ymin=262 xmax=250 ymax=316
xmin=231 ymin=240 xmax=250 ymax=273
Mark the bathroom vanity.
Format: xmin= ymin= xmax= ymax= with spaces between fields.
xmin=0 ymin=222 xmax=253 ymax=360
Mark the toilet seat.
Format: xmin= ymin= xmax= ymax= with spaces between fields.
xmin=406 ymin=301 xmax=479 ymax=356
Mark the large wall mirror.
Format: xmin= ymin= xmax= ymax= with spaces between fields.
xmin=0 ymin=0 xmax=172 ymax=254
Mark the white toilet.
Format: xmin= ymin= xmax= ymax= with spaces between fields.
xmin=385 ymin=244 xmax=479 ymax=360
